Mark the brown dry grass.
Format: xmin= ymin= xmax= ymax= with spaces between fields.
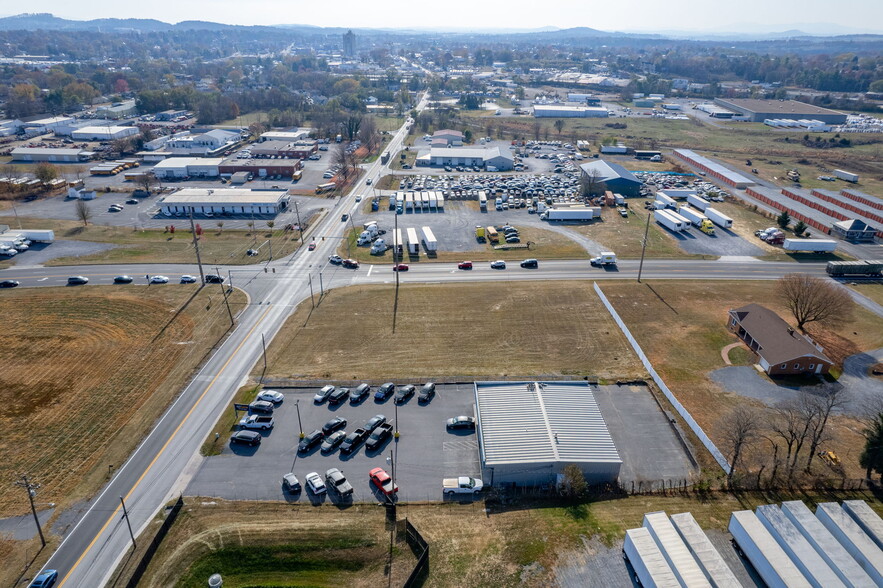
xmin=849 ymin=283 xmax=883 ymax=307
xmin=263 ymin=282 xmax=644 ymax=381
xmin=0 ymin=286 xmax=247 ymax=519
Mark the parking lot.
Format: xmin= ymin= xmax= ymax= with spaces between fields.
xmin=187 ymin=383 xmax=482 ymax=504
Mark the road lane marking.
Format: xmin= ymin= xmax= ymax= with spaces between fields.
xmin=59 ymin=304 xmax=275 ymax=586
xmin=367 ymin=265 xmax=373 ymax=277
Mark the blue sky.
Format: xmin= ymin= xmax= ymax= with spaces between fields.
xmin=4 ymin=0 xmax=882 ymax=34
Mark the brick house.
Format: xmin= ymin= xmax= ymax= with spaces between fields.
xmin=727 ymin=303 xmax=833 ymax=376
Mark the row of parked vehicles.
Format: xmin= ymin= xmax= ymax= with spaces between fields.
xmin=281 ymin=466 xmax=398 ymax=499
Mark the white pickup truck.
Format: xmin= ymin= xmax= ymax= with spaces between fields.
xmin=443 ymin=476 xmax=484 ymax=495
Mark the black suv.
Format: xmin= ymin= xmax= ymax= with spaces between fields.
xmin=394 ymin=385 xmax=416 ymax=404
xmin=298 ymin=429 xmax=324 ymax=453
xmin=205 ymin=274 xmax=225 ymax=284
xmin=418 ymin=383 xmax=436 ymax=403
xmin=520 ymin=259 xmax=538 ymax=268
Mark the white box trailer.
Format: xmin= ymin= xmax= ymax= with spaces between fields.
xmin=655 ymin=209 xmax=689 ymax=232
xmin=642 ymin=512 xmax=711 ymax=588
xmin=781 ymin=501 xmax=876 ymax=588
xmin=655 ymin=193 xmax=677 ymax=209
xmin=756 ymin=505 xmax=845 ymax=588
xmin=18 ymin=229 xmax=55 ymax=243
xmin=543 ymin=207 xmax=598 ymax=221
xmin=436 ymin=193 xmax=444 ymax=209
xmin=705 ymin=207 xmax=733 ymax=229
xmin=687 ymin=194 xmax=710 ymax=211
xmin=834 ymin=169 xmax=859 ymax=183
xmin=421 ymin=192 xmax=430 ymax=209
xmin=393 ymin=229 xmax=404 ymax=256
xmin=421 ymin=226 xmax=437 ymax=252
xmin=782 ymin=239 xmax=837 ymax=253
xmin=670 ymin=512 xmax=743 ymax=588
xmin=815 ymin=503 xmax=883 ymax=585
xmin=406 ymin=227 xmax=419 ymax=254
xmin=429 ymin=192 xmax=437 ymax=209
xmin=623 ymin=527 xmax=681 ymax=588
xmin=405 ymin=193 xmax=414 ymax=210
xmin=479 ymin=191 xmax=487 ymax=210
xmin=728 ymin=510 xmax=812 ymax=588
xmin=677 ymin=206 xmax=708 ymax=227
xmin=842 ymin=500 xmax=883 ymax=550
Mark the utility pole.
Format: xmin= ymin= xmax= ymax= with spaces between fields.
xmin=293 ymin=201 xmax=304 ymax=244
xmin=215 ymin=266 xmax=234 ymax=326
xmin=261 ymin=333 xmax=268 ymax=374
xmin=319 ymin=272 xmax=324 ymax=297
xmin=308 ymin=274 xmax=315 ymax=308
xmin=188 ymin=207 xmax=206 ymax=285
xmin=392 ymin=210 xmax=400 ymax=333
xmin=120 ymin=496 xmax=136 ymax=549
xmin=15 ymin=475 xmax=46 ymax=547
xmin=637 ymin=212 xmax=651 ymax=284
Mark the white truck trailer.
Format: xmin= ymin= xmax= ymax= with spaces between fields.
xmin=429 ymin=192 xmax=437 ymax=209
xmin=782 ymin=239 xmax=837 ymax=253
xmin=655 ymin=193 xmax=677 ymax=210
xmin=670 ymin=512 xmax=743 ymax=588
xmin=842 ymin=500 xmax=883 ymax=550
xmin=393 ymin=229 xmax=404 ymax=257
xmin=687 ymin=193 xmax=710 ymax=211
xmin=590 ymin=252 xmax=617 ymax=267
xmin=815 ymin=503 xmax=883 ymax=586
xmin=406 ymin=227 xmax=419 ymax=254
xmin=479 ymin=191 xmax=487 ymax=211
xmin=541 ymin=206 xmax=598 ymax=221
xmin=654 ymin=209 xmax=688 ymax=232
xmin=436 ymin=193 xmax=445 ymax=210
xmin=642 ymin=512 xmax=711 ymax=588
xmin=421 ymin=226 xmax=437 ymax=252
xmin=442 ymin=476 xmax=483 ymax=496
xmin=421 ymin=192 xmax=430 ymax=210
xmin=705 ymin=207 xmax=734 ymax=229
xmin=728 ymin=510 xmax=812 ymax=588
xmin=677 ymin=206 xmax=716 ymax=235
xmin=834 ymin=169 xmax=859 ymax=183
xmin=405 ymin=192 xmax=414 ymax=211
xmin=622 ymin=527 xmax=681 ymax=588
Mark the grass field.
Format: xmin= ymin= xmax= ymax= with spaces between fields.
xmin=390 ymin=148 xmax=418 ymax=170
xmin=0 ymin=216 xmax=309 ymax=266
xmin=0 ymin=287 xmax=247 ymax=520
xmin=262 ymin=282 xmax=644 ymax=381
xmin=132 ymin=490 xmax=883 ymax=587
xmin=848 ymin=282 xmax=883 ymax=306
xmin=601 ymin=280 xmax=883 ymax=479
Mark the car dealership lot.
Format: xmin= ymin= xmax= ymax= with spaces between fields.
xmin=187 ymin=383 xmax=481 ymax=504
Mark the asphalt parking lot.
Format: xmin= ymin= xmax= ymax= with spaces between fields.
xmin=654 ymin=223 xmax=765 ymax=257
xmin=186 ymin=383 xmax=482 ymax=504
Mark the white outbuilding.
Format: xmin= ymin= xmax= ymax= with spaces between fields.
xmin=159 ymin=188 xmax=290 ymax=216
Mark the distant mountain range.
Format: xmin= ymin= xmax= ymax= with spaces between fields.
xmin=0 ymin=13 xmax=879 ymax=41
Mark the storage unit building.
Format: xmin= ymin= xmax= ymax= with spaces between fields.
xmin=669 ymin=512 xmax=743 ymax=588
xmin=673 ymin=149 xmax=755 ymax=189
xmin=159 ymin=188 xmax=289 ymax=216
xmin=756 ymin=505 xmax=845 ymax=588
xmin=623 ymin=527 xmax=681 ymax=588
xmin=474 ymin=381 xmax=621 ymax=487
xmin=642 ymin=512 xmax=711 ymax=587
xmin=728 ymin=510 xmax=812 ymax=588
xmin=815 ymin=503 xmax=883 ymax=585
xmin=781 ymin=501 xmax=875 ymax=588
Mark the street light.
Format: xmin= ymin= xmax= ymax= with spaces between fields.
xmin=295 ymin=399 xmax=304 ymax=439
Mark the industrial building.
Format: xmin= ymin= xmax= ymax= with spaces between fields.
xmin=95 ymin=100 xmax=137 ymax=120
xmin=431 ymin=129 xmax=464 ymax=146
xmin=159 ymin=188 xmax=289 ymax=216
xmin=167 ymin=129 xmax=240 ymax=156
xmin=418 ymin=146 xmax=514 ymax=170
xmin=155 ymin=109 xmax=189 ymax=121
xmin=151 ymin=157 xmax=223 ymax=179
xmin=23 ymin=116 xmax=74 ymax=133
xmin=714 ymin=98 xmax=848 ymax=124
xmin=218 ymin=156 xmax=302 ymax=178
xmin=70 ymin=126 xmax=140 ymax=141
xmin=728 ymin=303 xmax=833 ymax=376
xmin=673 ymin=149 xmax=756 ymax=189
xmin=259 ymin=129 xmax=312 ymax=142
xmin=0 ymin=119 xmax=23 ymax=136
xmin=578 ymin=160 xmax=642 ymax=197
xmin=567 ymin=93 xmax=601 ymax=105
xmin=533 ymin=105 xmax=609 ymax=118
xmin=10 ymin=147 xmax=93 ymax=162
xmin=474 ymin=381 xmax=621 ymax=487
xmin=250 ymin=140 xmax=317 ymax=159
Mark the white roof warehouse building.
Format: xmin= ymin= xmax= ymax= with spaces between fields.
xmin=160 ymin=188 xmax=290 ymax=216
xmin=533 ymin=105 xmax=609 ymax=118
xmin=11 ymin=147 xmax=93 ymax=162
xmin=418 ymin=146 xmax=514 ymax=170
xmin=475 ymin=381 xmax=621 ymax=487
xmin=70 ymin=126 xmax=140 ymax=141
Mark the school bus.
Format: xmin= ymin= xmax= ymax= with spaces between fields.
xmin=485 ymin=226 xmax=499 ymax=243
xmin=315 ymin=182 xmax=336 ymax=194
xmin=292 ymin=170 xmax=302 ymax=182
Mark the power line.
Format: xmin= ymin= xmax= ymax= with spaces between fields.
xmin=14 ymin=475 xmax=46 ymax=547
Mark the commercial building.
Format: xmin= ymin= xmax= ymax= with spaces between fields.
xmin=95 ymin=100 xmax=137 ymax=120
xmin=155 ymin=109 xmax=189 ymax=121
xmin=10 ymin=147 xmax=93 ymax=162
xmin=342 ymin=29 xmax=356 ymax=57
xmin=533 ymin=105 xmax=609 ymax=118
xmin=714 ymin=98 xmax=847 ymax=124
xmin=151 ymin=157 xmax=223 ymax=179
xmin=474 ymin=381 xmax=621 ymax=487
xmin=159 ymin=188 xmax=289 ymax=216
xmin=0 ymin=119 xmax=23 ymax=137
xmin=167 ymin=129 xmax=240 ymax=156
xmin=250 ymin=140 xmax=317 ymax=159
xmin=219 ymin=156 xmax=302 ymax=178
xmin=579 ymin=160 xmax=642 ymax=197
xmin=673 ymin=149 xmax=755 ymax=189
xmin=567 ymin=93 xmax=601 ymax=105
xmin=259 ymin=129 xmax=312 ymax=142
xmin=431 ymin=129 xmax=464 ymax=146
xmin=728 ymin=303 xmax=833 ymax=376
xmin=23 ymin=116 xmax=74 ymax=133
xmin=830 ymin=219 xmax=879 ymax=242
xmin=70 ymin=126 xmax=140 ymax=141
xmin=418 ymin=146 xmax=514 ymax=170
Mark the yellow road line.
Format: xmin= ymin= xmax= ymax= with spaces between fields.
xmin=59 ymin=304 xmax=274 ymax=586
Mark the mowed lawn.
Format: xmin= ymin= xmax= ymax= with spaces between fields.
xmin=0 ymin=287 xmax=247 ymax=518
xmin=263 ymin=282 xmax=644 ymax=381
xmin=601 ymin=280 xmax=883 ymax=478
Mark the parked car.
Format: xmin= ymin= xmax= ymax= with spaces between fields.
xmin=28 ymin=570 xmax=58 ymax=588
xmin=520 ymin=259 xmax=538 ymax=268
xmin=0 ymin=280 xmax=20 ymax=288
xmin=180 ymin=275 xmax=197 ymax=283
xmin=457 ymin=261 xmax=473 ymax=270
xmin=446 ymin=416 xmax=476 ymax=430
xmin=329 ymin=254 xmax=343 ymax=264
xmin=230 ymin=430 xmax=261 ymax=446
xmin=248 ymin=400 xmax=274 ymax=414
xmin=365 ymin=414 xmax=387 ymax=432
xmin=305 ymin=471 xmax=326 ymax=494
xmin=490 ymin=260 xmax=506 ymax=269
xmin=350 ymin=382 xmax=371 ymax=402
xmin=257 ymin=389 xmax=284 ymax=404
xmin=505 ymin=236 xmax=521 ymax=243
xmin=322 ymin=416 xmax=348 ymax=435
xmin=298 ymin=429 xmax=324 ymax=453
xmin=321 ymin=430 xmax=347 ymax=452
xmin=418 ymin=383 xmax=435 ymax=402
xmin=328 ymin=387 xmax=350 ymax=404
xmin=314 ymin=385 xmax=336 ymax=403
xmin=149 ymin=275 xmax=170 ymax=284
xmin=394 ymin=385 xmax=415 ymax=404
xmin=205 ymin=274 xmax=224 ymax=284
xmin=342 ymin=258 xmax=360 ymax=269
xmin=375 ymin=383 xmax=395 ymax=401
xmin=393 ymin=263 xmax=409 ymax=271
xmin=282 ymin=473 xmax=301 ymax=492
xmin=325 ymin=468 xmax=354 ymax=496
xmin=369 ymin=467 xmax=399 ymax=497
xmin=67 ymin=276 xmax=89 ymax=285
xmin=340 ymin=427 xmax=368 ymax=454
xmin=113 ymin=275 xmax=133 ymax=284
xmin=239 ymin=414 xmax=274 ymax=430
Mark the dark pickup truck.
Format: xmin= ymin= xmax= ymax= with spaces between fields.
xmin=366 ymin=422 xmax=394 ymax=451
xmin=340 ymin=427 xmax=368 ymax=455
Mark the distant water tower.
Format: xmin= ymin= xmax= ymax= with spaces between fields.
xmin=208 ymin=574 xmax=223 ymax=587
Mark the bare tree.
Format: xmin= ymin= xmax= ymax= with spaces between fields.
xmin=74 ymin=199 xmax=92 ymax=226
xmin=804 ymin=385 xmax=848 ymax=472
xmin=580 ymin=169 xmax=606 ymax=198
xmin=343 ymin=115 xmax=362 ymax=141
xmin=216 ymin=221 xmax=224 ymax=233
xmin=767 ymin=400 xmax=814 ymax=483
xmin=721 ymin=406 xmax=759 ymax=485
xmin=532 ymin=120 xmax=542 ymax=141
xmin=357 ymin=115 xmax=379 ymax=151
xmin=136 ymin=172 xmax=158 ymax=194
xmin=554 ymin=119 xmax=565 ymax=136
xmin=776 ymin=274 xmax=855 ymax=331
xmin=333 ymin=144 xmax=358 ymax=180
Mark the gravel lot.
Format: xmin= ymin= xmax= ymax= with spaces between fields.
xmin=6 ymin=240 xmax=118 ymax=266
xmin=655 ymin=223 xmax=765 ymax=257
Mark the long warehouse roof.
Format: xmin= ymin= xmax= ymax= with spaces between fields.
xmin=474 ymin=381 xmax=621 ymax=467
xmin=162 ymin=188 xmax=287 ymax=204
xmin=673 ymin=149 xmax=755 ymax=187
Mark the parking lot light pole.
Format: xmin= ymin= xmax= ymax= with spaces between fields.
xmin=394 ymin=402 xmax=399 ymax=438
xmin=295 ymin=399 xmax=304 ymax=439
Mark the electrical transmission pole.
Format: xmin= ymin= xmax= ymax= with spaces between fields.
xmin=188 ymin=207 xmax=205 ymax=285
xmin=15 ymin=475 xmax=46 ymax=547
xmin=637 ymin=212 xmax=651 ymax=284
